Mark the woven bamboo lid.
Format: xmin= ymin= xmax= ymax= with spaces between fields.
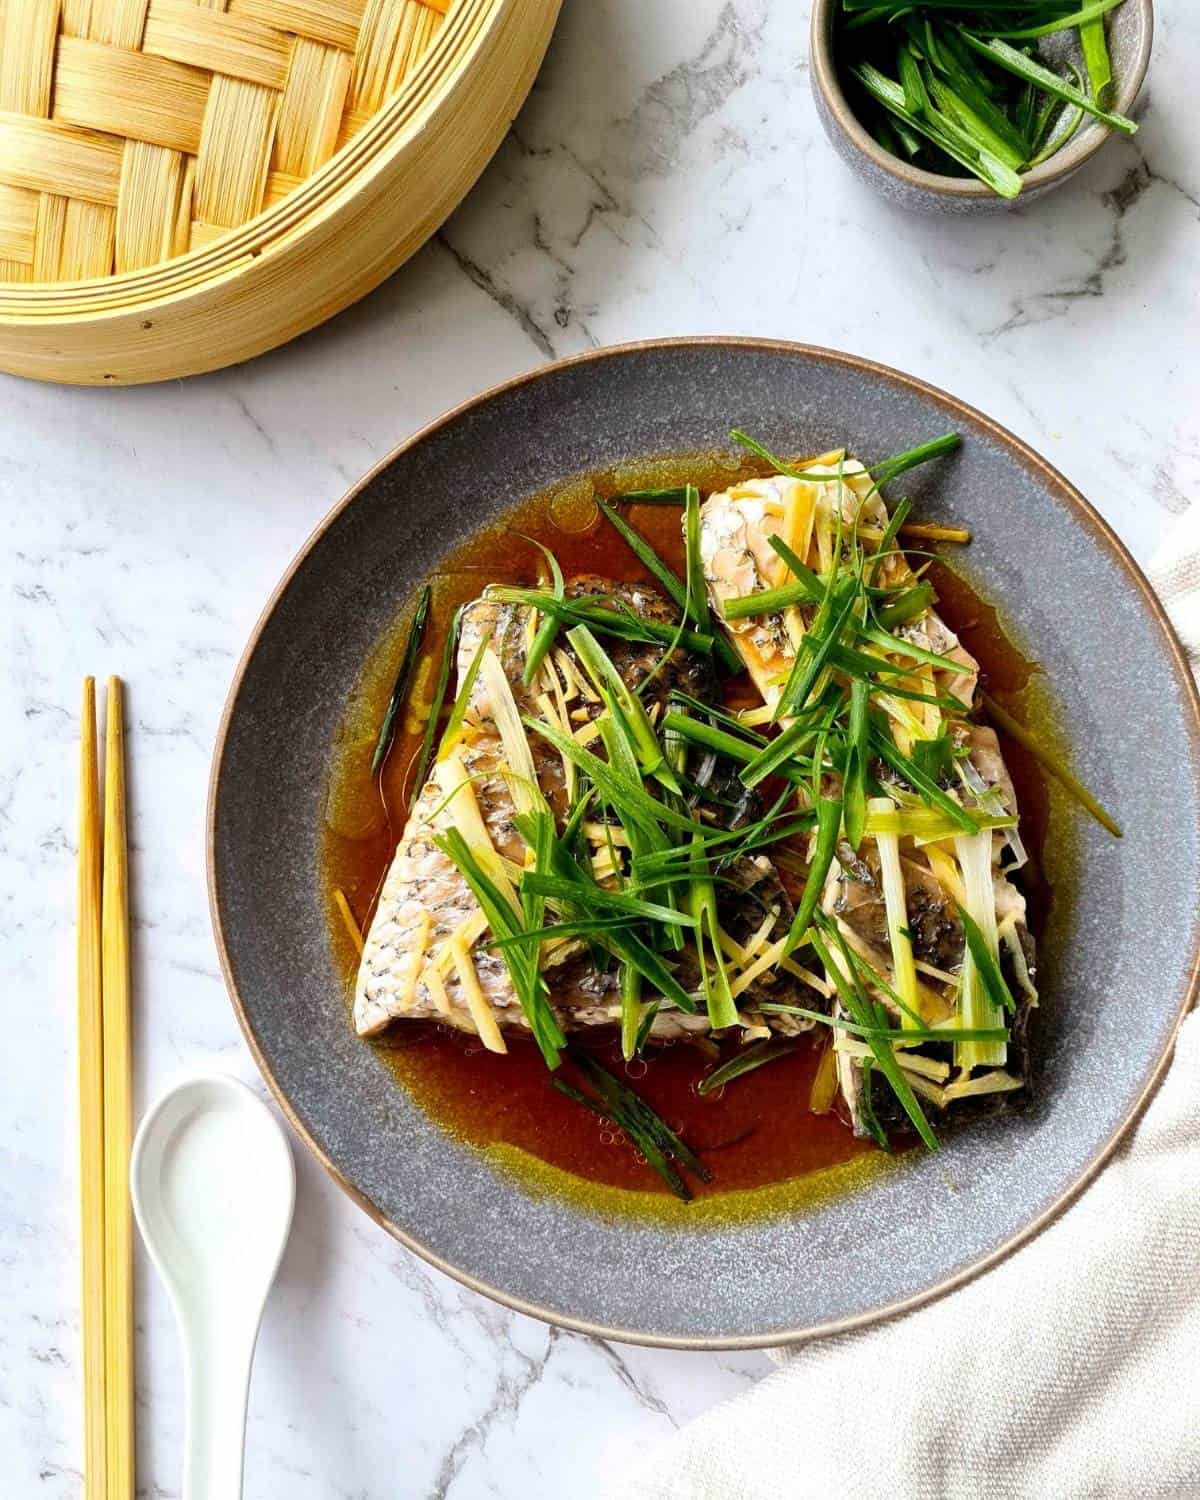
xmin=0 ymin=0 xmax=560 ymax=382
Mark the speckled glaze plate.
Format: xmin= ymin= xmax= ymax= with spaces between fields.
xmin=209 ymin=339 xmax=1200 ymax=1348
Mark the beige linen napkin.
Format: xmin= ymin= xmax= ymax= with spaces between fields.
xmin=628 ymin=512 xmax=1200 ymax=1500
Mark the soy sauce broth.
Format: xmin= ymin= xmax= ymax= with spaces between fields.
xmin=321 ymin=453 xmax=1050 ymax=1210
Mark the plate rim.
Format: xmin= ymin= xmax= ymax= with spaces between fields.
xmin=207 ymin=336 xmax=1200 ymax=1350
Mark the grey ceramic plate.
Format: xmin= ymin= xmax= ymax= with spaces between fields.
xmin=209 ymin=339 xmax=1200 ymax=1348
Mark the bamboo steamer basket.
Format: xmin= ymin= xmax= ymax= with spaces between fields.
xmin=0 ymin=0 xmax=560 ymax=384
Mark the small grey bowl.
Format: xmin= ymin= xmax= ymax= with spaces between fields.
xmin=810 ymin=0 xmax=1153 ymax=214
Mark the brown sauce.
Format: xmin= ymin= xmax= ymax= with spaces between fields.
xmin=321 ymin=453 xmax=1050 ymax=1211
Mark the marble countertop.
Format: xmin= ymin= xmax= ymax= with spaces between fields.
xmin=3 ymin=1 xmax=1198 ymax=1495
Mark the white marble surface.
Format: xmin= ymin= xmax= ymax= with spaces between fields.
xmin=2 ymin=1 xmax=1198 ymax=1495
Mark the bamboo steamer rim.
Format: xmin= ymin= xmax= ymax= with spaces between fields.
xmin=0 ymin=0 xmax=510 ymax=318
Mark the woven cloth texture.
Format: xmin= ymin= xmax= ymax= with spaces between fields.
xmin=0 ymin=0 xmax=448 ymax=281
xmin=624 ymin=508 xmax=1200 ymax=1500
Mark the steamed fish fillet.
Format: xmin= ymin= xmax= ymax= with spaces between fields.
xmin=354 ymin=579 xmax=818 ymax=1043
xmin=356 ymin=583 xmax=677 ymax=1039
xmin=699 ymin=470 xmax=978 ymax=712
xmin=698 ymin=468 xmax=1038 ymax=1135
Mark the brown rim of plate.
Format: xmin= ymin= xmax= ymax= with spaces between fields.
xmin=808 ymin=0 xmax=1154 ymax=201
xmin=207 ymin=336 xmax=1200 ymax=1351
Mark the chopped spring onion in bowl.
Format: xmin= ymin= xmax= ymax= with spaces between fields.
xmin=821 ymin=0 xmax=1144 ymax=201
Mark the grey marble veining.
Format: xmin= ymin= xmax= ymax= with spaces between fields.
xmin=1 ymin=0 xmax=1197 ymax=1495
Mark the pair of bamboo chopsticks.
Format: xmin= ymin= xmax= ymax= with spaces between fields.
xmin=77 ymin=677 xmax=133 ymax=1500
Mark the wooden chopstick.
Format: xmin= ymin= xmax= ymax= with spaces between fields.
xmin=78 ymin=679 xmax=107 ymax=1500
xmin=77 ymin=676 xmax=134 ymax=1500
xmin=101 ymin=678 xmax=133 ymax=1500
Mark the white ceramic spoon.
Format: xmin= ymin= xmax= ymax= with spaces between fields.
xmin=131 ymin=1074 xmax=295 ymax=1500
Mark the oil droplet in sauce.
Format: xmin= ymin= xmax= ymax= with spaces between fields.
xmin=321 ymin=452 xmax=1051 ymax=1218
xmin=548 ymin=475 xmax=599 ymax=533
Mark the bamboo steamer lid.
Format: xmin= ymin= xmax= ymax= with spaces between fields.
xmin=0 ymin=0 xmax=560 ymax=384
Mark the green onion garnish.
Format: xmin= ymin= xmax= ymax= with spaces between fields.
xmin=488 ymin=586 xmax=715 ymax=657
xmin=981 ymin=692 xmax=1121 ymax=837
xmin=837 ymin=3 xmax=1135 ymax=196
xmin=553 ymin=1049 xmax=710 ymax=1200
xmin=521 ymin=536 xmax=565 ymax=685
xmin=405 ymin=603 xmax=462 ymax=815
xmin=437 ymin=623 xmax=491 ymax=760
xmin=371 ymin=584 xmax=431 ymax=777
xmin=435 ymin=825 xmax=566 ymax=1069
xmin=812 ymin=919 xmax=938 ymax=1151
xmin=786 ymin=796 xmax=842 ymax=951
xmin=697 ymin=1039 xmax=797 ymax=1096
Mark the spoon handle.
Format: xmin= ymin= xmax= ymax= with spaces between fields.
xmin=182 ymin=1326 xmax=256 ymax=1500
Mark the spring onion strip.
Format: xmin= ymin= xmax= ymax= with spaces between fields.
xmin=372 ymin=584 xmax=431 ymax=776
xmin=758 ymin=1003 xmax=1007 ymax=1045
xmin=525 ymin=717 xmax=705 ymax=838
xmin=876 ymin=582 xmax=935 ymax=629
xmin=635 ymin=1001 xmax=662 ymax=1051
xmin=953 ymin=830 xmax=1007 ymax=1072
xmin=812 ymin=923 xmax=938 ymax=1150
xmin=766 ymin=535 xmax=826 ymax=600
xmin=689 ymin=834 xmax=739 ymax=1030
xmin=957 ymin=901 xmax=1017 ymax=1017
xmin=697 ymin=1040 xmax=796 ymax=1096
xmin=865 ymin=806 xmax=1015 ymax=839
xmin=957 ymin=34 xmax=1136 ymax=135
xmin=435 ymin=826 xmax=565 ymax=1068
xmin=668 ymin=690 xmax=769 ymax=744
xmin=516 ymin=535 xmax=566 ymax=689
xmin=684 ymin=483 xmax=713 ymax=635
xmin=407 ymin=605 xmax=462 ymax=815
xmin=843 ymin=680 xmax=870 ymax=850
xmin=842 ymin=938 xmax=926 ymax=1030
xmin=486 ymin=917 xmax=636 ymax=949
xmin=723 ymin=578 xmax=821 ymax=620
xmin=661 ymin=711 xmax=809 ymax=784
xmin=979 ymin=0 xmax=1124 ymax=41
xmin=620 ymin=963 xmax=642 ymax=1061
xmin=870 ymin=796 xmax=921 ymax=1029
xmin=1079 ymin=12 xmax=1114 ymax=106
xmin=616 ymin=485 xmax=689 ymax=504
xmin=570 ymin=1049 xmax=710 ymax=1184
xmin=729 ymin=430 xmax=854 ymax=486
xmin=519 ymin=874 xmax=697 ymax=928
xmin=786 ymin=797 xmax=842 ymax=952
xmin=568 ymin=626 xmax=681 ymax=793
xmin=595 ymin=500 xmax=742 ymax=673
xmin=870 ymin=724 xmax=979 ymax=832
xmin=437 ymin=627 xmax=492 ymax=760
xmin=597 ymin=498 xmax=687 ymax=611
xmin=489 ymin=586 xmax=715 ymax=656
xmin=739 ymin=712 xmax=825 ymax=789
xmin=981 ymin=693 xmax=1121 ymax=837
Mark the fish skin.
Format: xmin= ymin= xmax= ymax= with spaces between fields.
xmin=354 ymin=579 xmax=819 ymax=1042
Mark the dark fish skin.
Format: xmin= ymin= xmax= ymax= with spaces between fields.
xmin=832 ymin=843 xmax=965 ymax=971
xmin=564 ymin=574 xmax=716 ymax=704
xmin=862 ymin=993 xmax=1034 ymax=1134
